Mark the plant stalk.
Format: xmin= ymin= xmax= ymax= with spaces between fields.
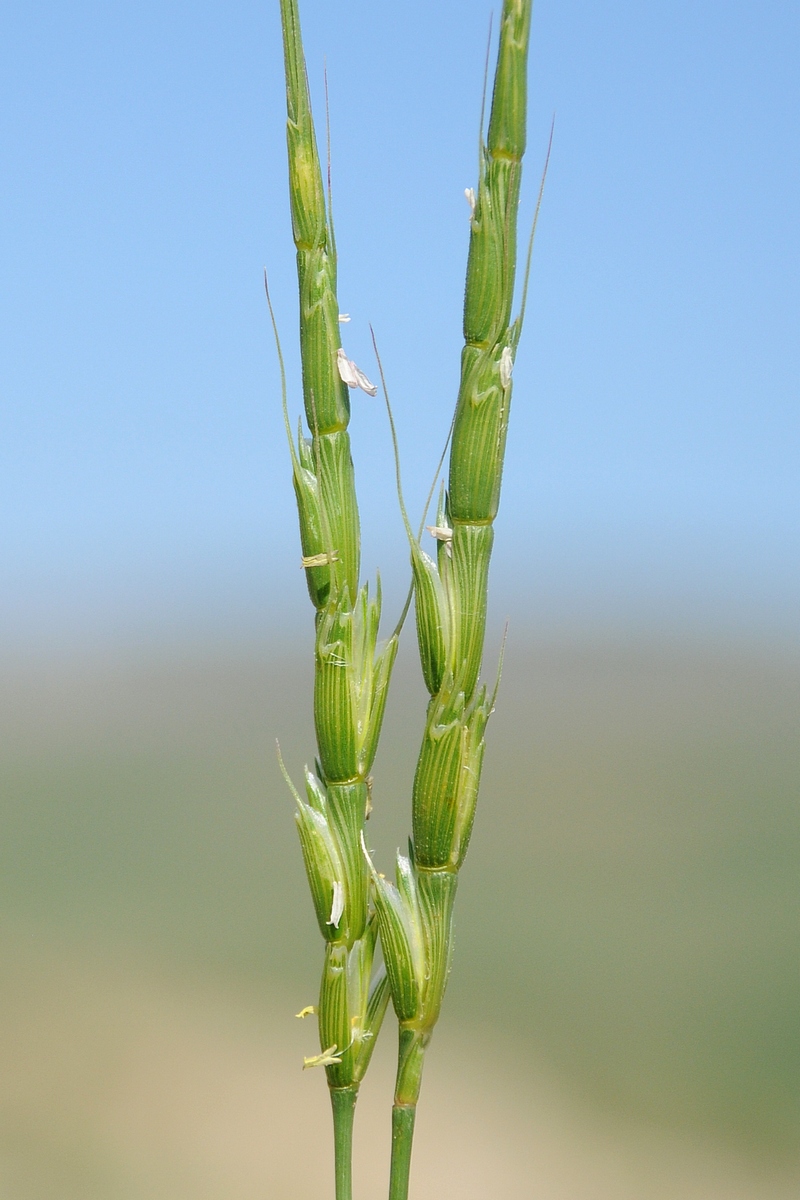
xmin=389 ymin=1106 xmax=416 ymax=1200
xmin=330 ymin=1085 xmax=359 ymax=1200
xmin=388 ymin=1026 xmax=429 ymax=1200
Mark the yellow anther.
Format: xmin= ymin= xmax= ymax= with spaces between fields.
xmin=302 ymin=1045 xmax=342 ymax=1070
xmin=301 ymin=549 xmax=339 ymax=569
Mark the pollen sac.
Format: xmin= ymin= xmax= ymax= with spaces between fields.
xmin=499 ymin=345 xmax=514 ymax=389
xmin=412 ymin=687 xmax=491 ymax=871
xmin=449 ymin=343 xmax=512 ymax=524
xmin=314 ymin=581 xmax=399 ymax=784
xmin=337 ymin=348 xmax=378 ymax=396
xmin=317 ymin=918 xmax=390 ymax=1089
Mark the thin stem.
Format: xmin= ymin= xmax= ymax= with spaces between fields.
xmin=330 ymin=1085 xmax=358 ymax=1200
xmin=389 ymin=1106 xmax=416 ymax=1200
xmin=388 ymin=1026 xmax=429 ymax=1200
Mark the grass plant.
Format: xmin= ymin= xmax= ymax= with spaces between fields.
xmin=276 ymin=1 xmax=535 ymax=1195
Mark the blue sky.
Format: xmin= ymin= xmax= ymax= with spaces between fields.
xmin=1 ymin=0 xmax=797 ymax=649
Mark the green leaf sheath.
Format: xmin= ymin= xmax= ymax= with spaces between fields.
xmin=279 ymin=0 xmax=359 ymax=606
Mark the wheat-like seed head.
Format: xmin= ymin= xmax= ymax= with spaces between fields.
xmin=277 ymin=0 xmax=537 ymax=1175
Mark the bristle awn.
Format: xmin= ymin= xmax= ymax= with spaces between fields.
xmin=324 ymin=62 xmax=337 ymax=269
xmin=371 ymin=3 xmax=536 ymax=1196
xmin=367 ymin=328 xmax=417 ymax=641
xmin=263 ymin=270 xmax=295 ymax=457
xmin=368 ymin=324 xmax=455 ymax=550
xmin=369 ymin=324 xmax=455 ymax=659
xmin=515 ymin=114 xmax=554 ymax=345
xmin=415 ymin=412 xmax=456 ymax=543
xmin=276 ymin=2 xmax=402 ymax=1197
xmin=477 ymin=13 xmax=494 ymax=159
xmin=490 ymin=619 xmax=510 ymax=712
xmin=369 ymin=327 xmax=415 ymax=549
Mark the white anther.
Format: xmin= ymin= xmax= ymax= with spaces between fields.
xmin=464 ymin=187 xmax=476 ymax=216
xmin=337 ymin=347 xmax=378 ymax=396
xmin=427 ymin=524 xmax=453 ymax=558
xmin=327 ymin=880 xmax=345 ymax=928
xmin=500 ymin=346 xmax=513 ymax=389
xmin=338 ymin=313 xmax=351 ymax=323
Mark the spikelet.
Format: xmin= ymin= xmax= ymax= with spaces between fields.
xmin=316 ymin=919 xmax=391 ymax=1089
xmin=364 ymin=842 xmax=457 ymax=1036
xmin=314 ymin=581 xmax=398 ymax=783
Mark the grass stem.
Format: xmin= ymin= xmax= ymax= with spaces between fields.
xmin=330 ymin=1085 xmax=358 ymax=1200
xmin=389 ymin=1105 xmax=416 ymax=1200
xmin=388 ymin=1026 xmax=429 ymax=1200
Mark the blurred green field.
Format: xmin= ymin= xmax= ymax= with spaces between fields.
xmin=0 ymin=637 xmax=798 ymax=1195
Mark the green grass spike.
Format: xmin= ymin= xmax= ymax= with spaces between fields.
xmin=279 ymin=0 xmax=359 ymax=601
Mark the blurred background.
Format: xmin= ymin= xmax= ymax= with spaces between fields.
xmin=1 ymin=0 xmax=798 ymax=1196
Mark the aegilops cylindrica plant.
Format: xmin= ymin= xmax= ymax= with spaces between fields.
xmin=273 ymin=2 xmax=540 ymax=1197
